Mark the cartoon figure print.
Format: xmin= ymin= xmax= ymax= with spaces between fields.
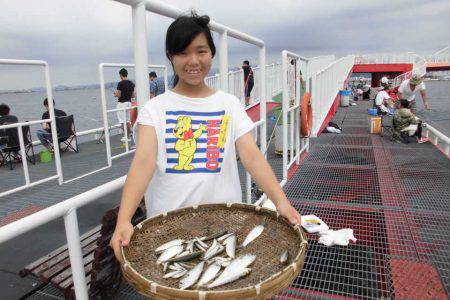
xmin=172 ymin=116 xmax=206 ymax=170
xmin=166 ymin=110 xmax=229 ymax=173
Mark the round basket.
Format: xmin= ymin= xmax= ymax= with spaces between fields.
xmin=121 ymin=203 xmax=308 ymax=299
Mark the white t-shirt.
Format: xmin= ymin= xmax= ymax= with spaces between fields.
xmin=136 ymin=90 xmax=255 ymax=217
xmin=375 ymin=90 xmax=391 ymax=106
xmin=398 ymin=79 xmax=426 ymax=102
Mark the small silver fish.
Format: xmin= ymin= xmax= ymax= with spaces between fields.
xmin=223 ymin=235 xmax=236 ymax=258
xmin=155 ymin=239 xmax=184 ymax=253
xmin=172 ymin=269 xmax=188 ymax=279
xmin=164 ymin=269 xmax=186 ymax=279
xmin=207 ymin=268 xmax=251 ymax=288
xmin=197 ymin=262 xmax=221 ymax=287
xmin=242 ymin=224 xmax=264 ymax=247
xmin=202 ymin=230 xmax=228 ymax=242
xmin=168 ymin=251 xmax=203 ymax=263
xmin=217 ymin=232 xmax=234 ymax=242
xmin=203 ymin=243 xmax=224 ymax=260
xmin=179 ymin=261 xmax=205 ymax=290
xmin=195 ymin=237 xmax=208 ymax=248
xmin=157 ymin=245 xmax=184 ymax=264
xmin=187 ymin=240 xmax=195 ymax=253
xmin=179 ymin=262 xmax=194 ymax=269
xmin=280 ymin=250 xmax=289 ymax=264
xmin=207 ymin=254 xmax=256 ymax=288
xmin=163 ymin=262 xmax=169 ymax=273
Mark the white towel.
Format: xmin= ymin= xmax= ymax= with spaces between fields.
xmin=317 ymin=229 xmax=357 ymax=247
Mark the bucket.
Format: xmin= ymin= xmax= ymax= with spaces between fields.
xmin=40 ymin=150 xmax=52 ymax=163
xmin=339 ymin=90 xmax=351 ymax=107
xmin=369 ymin=117 xmax=382 ymax=134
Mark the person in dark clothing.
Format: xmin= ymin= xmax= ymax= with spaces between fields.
xmin=0 ymin=104 xmax=19 ymax=153
xmin=114 ymin=68 xmax=135 ymax=141
xmin=36 ymin=98 xmax=67 ymax=150
xmin=242 ymin=60 xmax=254 ymax=106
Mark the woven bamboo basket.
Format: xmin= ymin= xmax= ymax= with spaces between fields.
xmin=121 ymin=203 xmax=308 ymax=299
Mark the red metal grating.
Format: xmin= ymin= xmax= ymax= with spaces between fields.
xmin=389 ymin=258 xmax=447 ymax=299
xmin=0 ymin=205 xmax=44 ymax=227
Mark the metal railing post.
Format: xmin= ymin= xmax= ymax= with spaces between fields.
xmin=132 ymin=1 xmax=150 ymax=108
xmin=64 ymin=208 xmax=89 ymax=299
xmin=99 ymin=64 xmax=113 ymax=167
xmin=259 ymin=46 xmax=267 ymax=156
xmin=219 ymin=30 xmax=228 ymax=92
xmin=44 ymin=63 xmax=64 ymax=184
xmin=17 ymin=125 xmax=30 ymax=185
xmin=281 ymin=51 xmax=288 ymax=180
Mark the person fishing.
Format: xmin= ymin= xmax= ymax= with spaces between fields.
xmin=242 ymin=60 xmax=254 ymax=106
xmin=110 ymin=12 xmax=301 ymax=260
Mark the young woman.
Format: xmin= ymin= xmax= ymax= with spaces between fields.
xmin=110 ymin=13 xmax=301 ymax=260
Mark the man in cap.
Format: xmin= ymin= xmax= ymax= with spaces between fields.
xmin=397 ymin=74 xmax=429 ymax=113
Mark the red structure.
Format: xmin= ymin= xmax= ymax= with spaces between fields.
xmin=427 ymin=62 xmax=450 ymax=71
xmin=352 ymin=63 xmax=413 ymax=87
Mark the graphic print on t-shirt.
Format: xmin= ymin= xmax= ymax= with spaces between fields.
xmin=165 ymin=110 xmax=229 ymax=173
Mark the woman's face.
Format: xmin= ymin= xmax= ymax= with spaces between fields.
xmin=171 ymin=33 xmax=212 ymax=87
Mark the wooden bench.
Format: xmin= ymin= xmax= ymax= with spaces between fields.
xmin=20 ymin=202 xmax=146 ymax=299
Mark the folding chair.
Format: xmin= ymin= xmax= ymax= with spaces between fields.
xmin=55 ymin=115 xmax=79 ymax=152
xmin=1 ymin=125 xmax=35 ymax=170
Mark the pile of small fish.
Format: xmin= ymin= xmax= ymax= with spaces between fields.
xmin=153 ymin=224 xmax=290 ymax=290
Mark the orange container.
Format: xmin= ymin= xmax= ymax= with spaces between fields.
xmin=369 ymin=116 xmax=382 ymax=134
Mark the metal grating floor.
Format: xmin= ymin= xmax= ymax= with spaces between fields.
xmin=277 ymin=101 xmax=450 ymax=299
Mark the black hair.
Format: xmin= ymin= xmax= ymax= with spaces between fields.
xmin=43 ymin=98 xmax=55 ymax=107
xmin=243 ymin=60 xmax=250 ymax=66
xmin=149 ymin=71 xmax=157 ymax=78
xmin=0 ymin=103 xmax=10 ymax=116
xmin=166 ymin=12 xmax=215 ymax=87
xmin=400 ymin=99 xmax=409 ymax=108
xmin=119 ymin=68 xmax=128 ymax=77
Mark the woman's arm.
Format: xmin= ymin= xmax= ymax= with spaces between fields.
xmin=110 ymin=124 xmax=158 ymax=260
xmin=236 ymin=132 xmax=301 ymax=225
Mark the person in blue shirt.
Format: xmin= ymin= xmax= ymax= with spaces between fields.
xmin=149 ymin=71 xmax=166 ymax=98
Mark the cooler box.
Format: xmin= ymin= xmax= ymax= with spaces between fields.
xmin=369 ymin=116 xmax=382 ymax=134
xmin=367 ymin=108 xmax=378 ymax=116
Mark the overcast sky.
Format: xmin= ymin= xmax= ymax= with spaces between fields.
xmin=1 ymin=0 xmax=449 ymax=89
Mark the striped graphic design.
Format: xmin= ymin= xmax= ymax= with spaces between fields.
xmin=165 ymin=110 xmax=227 ymax=174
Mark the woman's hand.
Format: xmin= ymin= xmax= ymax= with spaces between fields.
xmin=110 ymin=220 xmax=134 ymax=262
xmin=276 ymin=200 xmax=302 ymax=226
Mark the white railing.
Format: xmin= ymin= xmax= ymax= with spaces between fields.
xmin=427 ymin=45 xmax=450 ymax=63
xmin=281 ymin=50 xmax=310 ymax=181
xmin=266 ymin=63 xmax=283 ymax=99
xmin=423 ymin=124 xmax=450 ymax=155
xmin=0 ymin=59 xmax=63 ymax=197
xmin=307 ymin=55 xmax=335 ymax=81
xmin=207 ymin=63 xmax=282 ymax=108
xmin=354 ymin=52 xmax=416 ymax=64
xmin=227 ymin=69 xmax=245 ymax=103
xmin=99 ymin=63 xmax=168 ymax=166
xmin=310 ymin=55 xmax=355 ymax=136
xmin=205 ymin=73 xmax=220 ymax=91
xmin=392 ymin=53 xmax=427 ymax=87
xmin=0 ymin=176 xmax=127 ymax=299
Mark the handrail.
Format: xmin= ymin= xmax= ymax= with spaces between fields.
xmin=0 ymin=59 xmax=63 ymax=197
xmin=423 ymin=124 xmax=450 ymax=155
xmin=310 ymin=55 xmax=355 ymax=136
xmin=392 ymin=53 xmax=427 ymax=87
